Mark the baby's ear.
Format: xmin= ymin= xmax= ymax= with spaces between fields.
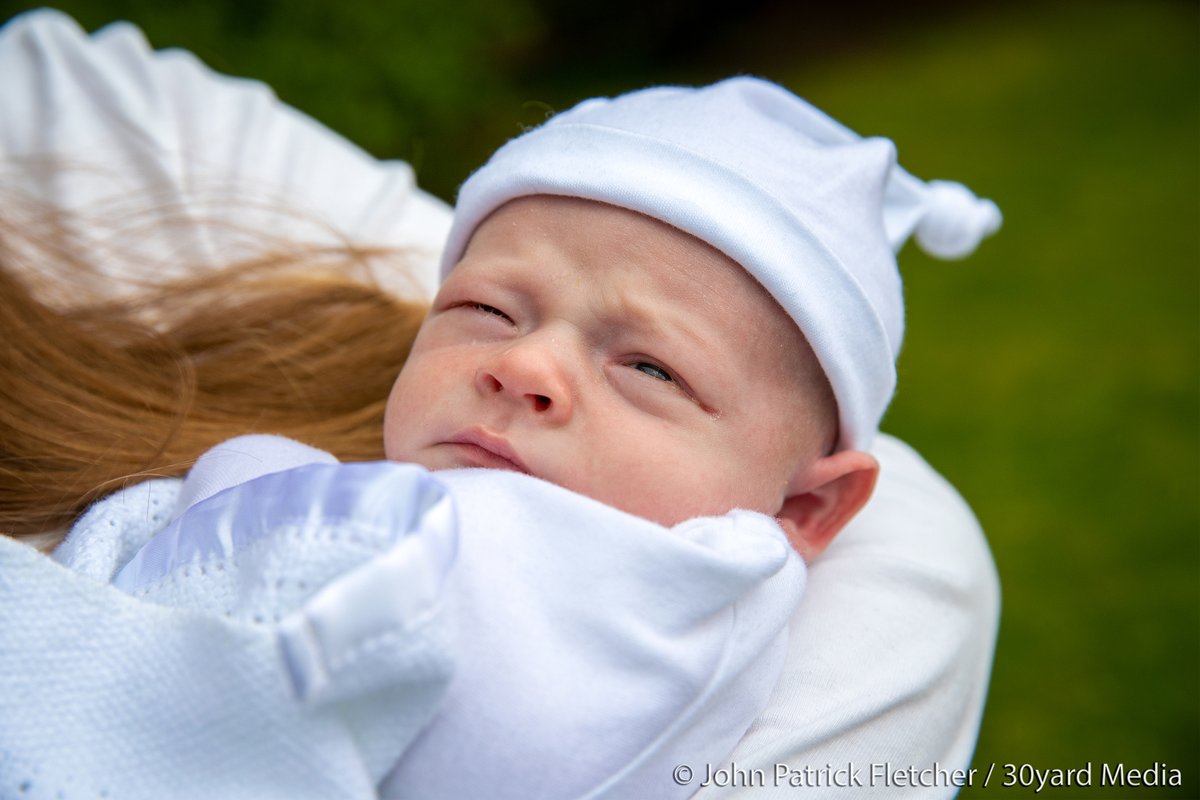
xmin=775 ymin=450 xmax=879 ymax=561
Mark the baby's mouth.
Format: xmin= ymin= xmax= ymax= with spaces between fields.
xmin=442 ymin=428 xmax=531 ymax=475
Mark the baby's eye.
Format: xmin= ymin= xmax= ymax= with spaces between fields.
xmin=472 ymin=302 xmax=513 ymax=323
xmin=631 ymin=362 xmax=674 ymax=383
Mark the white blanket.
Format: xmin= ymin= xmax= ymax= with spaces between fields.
xmin=12 ymin=435 xmax=803 ymax=799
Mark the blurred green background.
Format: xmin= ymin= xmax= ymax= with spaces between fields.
xmin=2 ymin=0 xmax=1196 ymax=795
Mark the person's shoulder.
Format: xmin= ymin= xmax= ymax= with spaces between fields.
xmin=855 ymin=432 xmax=993 ymax=571
xmin=0 ymin=8 xmax=153 ymax=69
xmin=2 ymin=7 xmax=85 ymax=37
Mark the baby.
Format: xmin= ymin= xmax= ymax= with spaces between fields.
xmin=385 ymin=76 xmax=999 ymax=556
xmin=384 ymin=195 xmax=867 ymax=560
xmin=33 ymin=77 xmax=999 ymax=800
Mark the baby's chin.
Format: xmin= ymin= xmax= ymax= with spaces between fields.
xmin=387 ymin=447 xmax=763 ymax=528
xmin=561 ymin=481 xmax=765 ymax=529
xmin=387 ymin=448 xmax=526 ymax=478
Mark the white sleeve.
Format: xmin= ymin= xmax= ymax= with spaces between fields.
xmin=0 ymin=8 xmax=451 ymax=298
xmin=694 ymin=433 xmax=1000 ymax=799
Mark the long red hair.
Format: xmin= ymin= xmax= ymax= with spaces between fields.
xmin=0 ymin=188 xmax=427 ymax=547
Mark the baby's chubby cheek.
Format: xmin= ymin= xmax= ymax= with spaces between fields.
xmin=583 ymin=456 xmax=788 ymax=529
xmin=380 ymin=369 xmax=429 ymax=465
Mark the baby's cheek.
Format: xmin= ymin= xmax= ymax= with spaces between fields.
xmin=381 ymin=370 xmax=434 ymax=459
xmin=644 ymin=463 xmax=758 ymax=526
xmin=705 ymin=447 xmax=792 ymax=517
xmin=565 ymin=459 xmax=682 ymax=526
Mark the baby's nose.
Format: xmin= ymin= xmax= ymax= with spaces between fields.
xmin=475 ymin=338 xmax=573 ymax=422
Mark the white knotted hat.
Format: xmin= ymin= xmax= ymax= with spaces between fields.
xmin=442 ymin=76 xmax=1001 ymax=451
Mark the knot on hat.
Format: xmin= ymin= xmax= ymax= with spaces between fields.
xmin=914 ymin=180 xmax=1003 ymax=260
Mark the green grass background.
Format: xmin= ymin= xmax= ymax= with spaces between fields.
xmin=2 ymin=0 xmax=1196 ymax=795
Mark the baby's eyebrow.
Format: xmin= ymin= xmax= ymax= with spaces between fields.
xmin=598 ymin=287 xmax=714 ymax=354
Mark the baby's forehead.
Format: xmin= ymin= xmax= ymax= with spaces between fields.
xmin=465 ymin=195 xmax=810 ymax=365
xmin=587 ymin=201 xmax=810 ymax=364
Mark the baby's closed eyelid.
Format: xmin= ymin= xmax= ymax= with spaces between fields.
xmin=471 ymin=302 xmax=514 ymax=322
xmin=436 ymin=293 xmax=515 ymax=323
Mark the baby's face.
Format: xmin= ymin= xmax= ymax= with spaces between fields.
xmin=384 ymin=196 xmax=830 ymax=527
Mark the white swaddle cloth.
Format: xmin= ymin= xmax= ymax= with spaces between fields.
xmin=0 ymin=436 xmax=804 ymax=799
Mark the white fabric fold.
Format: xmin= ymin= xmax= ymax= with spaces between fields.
xmin=1 ymin=532 xmax=404 ymax=800
xmin=384 ymin=468 xmax=804 ymax=800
